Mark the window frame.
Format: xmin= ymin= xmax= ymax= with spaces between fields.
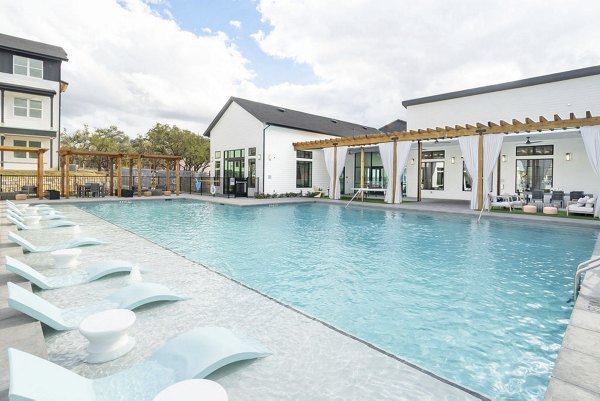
xmin=13 ymin=55 xmax=43 ymax=78
xmin=248 ymin=158 xmax=256 ymax=188
xmin=516 ymin=145 xmax=554 ymax=157
xmin=296 ymin=160 xmax=312 ymax=188
xmin=14 ymin=97 xmax=42 ymax=119
xmin=214 ymin=161 xmax=221 ymax=186
xmin=13 ymin=140 xmax=27 ymax=158
xmin=515 ymin=158 xmax=554 ymax=193
xmin=462 ymin=161 xmax=472 ymax=192
xmin=421 ymin=161 xmax=445 ymax=190
xmin=296 ymin=150 xmax=312 ymax=159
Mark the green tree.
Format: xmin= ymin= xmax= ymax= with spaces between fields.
xmin=62 ymin=125 xmax=131 ymax=170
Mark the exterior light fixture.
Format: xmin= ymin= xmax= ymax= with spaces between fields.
xmin=451 ymin=157 xmax=455 ymax=164
xmin=410 ymin=158 xmax=415 ymax=165
xmin=502 ymin=154 xmax=507 ymax=163
xmin=565 ymin=152 xmax=571 ymax=161
xmin=257 ymin=154 xmax=261 ymax=160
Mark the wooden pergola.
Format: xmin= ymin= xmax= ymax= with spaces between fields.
xmin=293 ymin=111 xmax=600 ymax=208
xmin=59 ymin=149 xmax=182 ymax=198
xmin=0 ymin=145 xmax=47 ymax=199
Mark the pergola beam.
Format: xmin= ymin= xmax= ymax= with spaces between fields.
xmin=293 ymin=112 xmax=600 ymax=150
xmin=0 ymin=146 xmax=48 ymax=199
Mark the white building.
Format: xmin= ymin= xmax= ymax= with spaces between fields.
xmin=0 ymin=33 xmax=68 ymax=171
xmin=204 ymin=97 xmax=383 ymax=196
xmin=401 ymin=65 xmax=600 ymax=202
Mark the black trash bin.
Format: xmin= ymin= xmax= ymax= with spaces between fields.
xmin=121 ymin=189 xmax=134 ymax=198
xmin=45 ymin=190 xmax=60 ymax=200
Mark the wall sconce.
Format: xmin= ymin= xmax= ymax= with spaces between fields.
xmin=410 ymin=158 xmax=415 ymax=165
xmin=502 ymin=154 xmax=506 ymax=163
xmin=268 ymin=154 xmax=274 ymax=161
xmin=257 ymin=154 xmax=261 ymax=160
xmin=451 ymin=157 xmax=455 ymax=164
xmin=565 ymin=153 xmax=571 ymax=161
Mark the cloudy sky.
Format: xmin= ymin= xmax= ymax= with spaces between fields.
xmin=1 ymin=0 xmax=599 ymax=136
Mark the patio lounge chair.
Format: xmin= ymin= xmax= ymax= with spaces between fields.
xmin=6 ymin=200 xmax=51 ymax=209
xmin=566 ymin=196 xmax=597 ymax=217
xmin=487 ymin=193 xmax=512 ymax=211
xmin=8 ymin=327 xmax=270 ymax=401
xmin=8 ymin=231 xmax=107 ymax=253
xmin=7 ymin=281 xmax=187 ymax=331
xmin=8 ymin=209 xmax=66 ymax=221
xmin=7 ymin=214 xmax=78 ymax=230
xmin=5 ymin=256 xmax=136 ymax=289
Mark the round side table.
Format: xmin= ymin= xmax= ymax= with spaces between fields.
xmin=543 ymin=206 xmax=558 ymax=215
xmin=523 ymin=205 xmax=537 ymax=214
xmin=79 ymin=309 xmax=136 ymax=364
xmin=153 ymin=379 xmax=228 ymax=401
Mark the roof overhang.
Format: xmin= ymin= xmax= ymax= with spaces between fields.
xmin=0 ymin=83 xmax=56 ymax=97
xmin=0 ymin=127 xmax=57 ymax=138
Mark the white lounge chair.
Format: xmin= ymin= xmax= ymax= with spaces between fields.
xmin=8 ymin=231 xmax=106 ymax=253
xmin=7 ymin=281 xmax=187 ymax=331
xmin=5 ymin=256 xmax=136 ymax=289
xmin=487 ymin=193 xmax=512 ymax=211
xmin=7 ymin=202 xmax=60 ymax=214
xmin=7 ymin=209 xmax=66 ymax=221
xmin=8 ymin=327 xmax=270 ymax=401
xmin=6 ymin=200 xmax=52 ymax=209
xmin=7 ymin=214 xmax=78 ymax=230
xmin=567 ymin=197 xmax=597 ymax=217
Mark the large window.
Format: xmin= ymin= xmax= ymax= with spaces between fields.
xmin=516 ymin=159 xmax=553 ymax=193
xmin=516 ymin=145 xmax=554 ymax=156
xmin=214 ymin=161 xmax=221 ymax=186
xmin=14 ymin=98 xmax=42 ymax=118
xmin=296 ymin=150 xmax=312 ymax=159
xmin=462 ymin=162 xmax=472 ymax=191
xmin=248 ymin=159 xmax=256 ymax=188
xmin=296 ymin=161 xmax=312 ymax=188
xmin=354 ymin=151 xmax=386 ymax=189
xmin=422 ymin=150 xmax=445 ymax=160
xmin=422 ymin=161 xmax=444 ymax=190
xmin=13 ymin=140 xmax=41 ymax=159
xmin=224 ymin=149 xmax=245 ymax=178
xmin=13 ymin=56 xmax=43 ymax=78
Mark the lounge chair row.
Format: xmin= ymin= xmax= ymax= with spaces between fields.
xmin=3 ymin=200 xmax=270 ymax=400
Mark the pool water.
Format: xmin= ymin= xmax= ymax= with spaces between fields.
xmin=78 ymin=200 xmax=599 ymax=400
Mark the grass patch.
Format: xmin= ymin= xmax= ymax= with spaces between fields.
xmin=489 ymin=208 xmax=597 ymax=220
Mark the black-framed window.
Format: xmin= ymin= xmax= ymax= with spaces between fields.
xmin=516 ymin=159 xmax=553 ymax=193
xmin=296 ymin=150 xmax=312 ymax=159
xmin=353 ymin=152 xmax=386 ymax=189
xmin=224 ymin=149 xmax=245 ymax=178
xmin=248 ymin=159 xmax=256 ymax=188
xmin=422 ymin=161 xmax=444 ymax=190
xmin=296 ymin=161 xmax=312 ymax=188
xmin=214 ymin=161 xmax=221 ymax=186
xmin=422 ymin=150 xmax=445 ymax=160
xmin=462 ymin=162 xmax=472 ymax=191
xmin=516 ymin=145 xmax=554 ymax=156
xmin=249 ymin=147 xmax=256 ymax=157
xmin=215 ymin=151 xmax=221 ymax=159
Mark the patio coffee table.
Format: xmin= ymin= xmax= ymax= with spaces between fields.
xmin=79 ymin=309 xmax=136 ymax=363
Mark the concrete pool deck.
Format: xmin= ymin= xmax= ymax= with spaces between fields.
xmin=2 ymin=196 xmax=600 ymax=400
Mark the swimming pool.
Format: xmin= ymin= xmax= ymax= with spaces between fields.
xmin=78 ymin=200 xmax=598 ymax=400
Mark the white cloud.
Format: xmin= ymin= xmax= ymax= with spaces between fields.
xmin=0 ymin=0 xmax=253 ymax=135
xmin=229 ymin=20 xmax=242 ymax=29
xmin=252 ymin=0 xmax=600 ymax=127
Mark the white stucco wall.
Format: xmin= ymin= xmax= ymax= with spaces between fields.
xmin=0 ymin=71 xmax=61 ymax=170
xmin=264 ymin=126 xmax=335 ymax=195
xmin=406 ymin=75 xmax=600 ymax=130
xmin=208 ymin=101 xmax=264 ymax=195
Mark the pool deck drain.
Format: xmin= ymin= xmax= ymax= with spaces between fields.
xmin=2 ymin=197 xmax=600 ymax=400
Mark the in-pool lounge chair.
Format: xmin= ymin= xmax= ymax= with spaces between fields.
xmin=7 ymin=281 xmax=187 ymax=331
xmin=7 ymin=202 xmax=61 ymax=214
xmin=8 ymin=231 xmax=106 ymax=253
xmin=8 ymin=327 xmax=270 ymax=401
xmin=6 ymin=200 xmax=52 ymax=209
xmin=8 ymin=209 xmax=66 ymax=221
xmin=7 ymin=214 xmax=78 ymax=230
xmin=5 ymin=256 xmax=136 ymax=289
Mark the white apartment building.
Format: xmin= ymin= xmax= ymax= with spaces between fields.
xmin=0 ymin=33 xmax=68 ymax=171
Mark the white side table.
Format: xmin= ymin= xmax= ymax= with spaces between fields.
xmin=79 ymin=309 xmax=136 ymax=363
xmin=153 ymin=379 xmax=228 ymax=401
xmin=51 ymin=248 xmax=82 ymax=268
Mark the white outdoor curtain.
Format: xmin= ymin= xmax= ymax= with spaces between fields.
xmin=482 ymin=134 xmax=504 ymax=209
xmin=581 ymin=125 xmax=600 ymax=216
xmin=458 ymin=136 xmax=479 ymax=209
xmin=323 ymin=146 xmax=348 ymax=200
xmin=379 ymin=142 xmax=412 ymax=203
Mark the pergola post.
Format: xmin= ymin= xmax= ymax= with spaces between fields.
xmin=477 ymin=133 xmax=485 ymax=210
xmin=417 ymin=141 xmax=422 ymax=202
xmin=360 ymin=147 xmax=365 ymax=201
xmin=117 ymin=156 xmax=122 ymax=197
xmin=175 ymin=159 xmax=180 ymax=195
xmin=496 ymin=154 xmax=501 ymax=195
xmin=165 ymin=159 xmax=171 ymax=191
xmin=109 ymin=157 xmax=114 ymax=196
xmin=65 ymin=153 xmax=70 ymax=199
xmin=332 ymin=145 xmax=338 ymax=199
xmin=129 ymin=159 xmax=133 ymax=189
xmin=36 ymin=150 xmax=44 ymax=199
xmin=137 ymin=157 xmax=142 ymax=197
xmin=392 ymin=138 xmax=398 ymax=203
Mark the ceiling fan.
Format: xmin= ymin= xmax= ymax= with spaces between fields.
xmin=524 ymin=136 xmax=543 ymax=144
xmin=433 ymin=138 xmax=451 ymax=144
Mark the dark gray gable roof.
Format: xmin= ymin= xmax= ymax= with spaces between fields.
xmin=203 ymin=97 xmax=380 ymax=137
xmin=402 ymin=65 xmax=600 ymax=107
xmin=379 ymin=119 xmax=407 ymax=133
xmin=0 ymin=33 xmax=68 ymax=61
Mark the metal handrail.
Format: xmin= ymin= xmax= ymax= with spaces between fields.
xmin=574 ymin=256 xmax=600 ymax=300
xmin=345 ymin=189 xmax=363 ymax=208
